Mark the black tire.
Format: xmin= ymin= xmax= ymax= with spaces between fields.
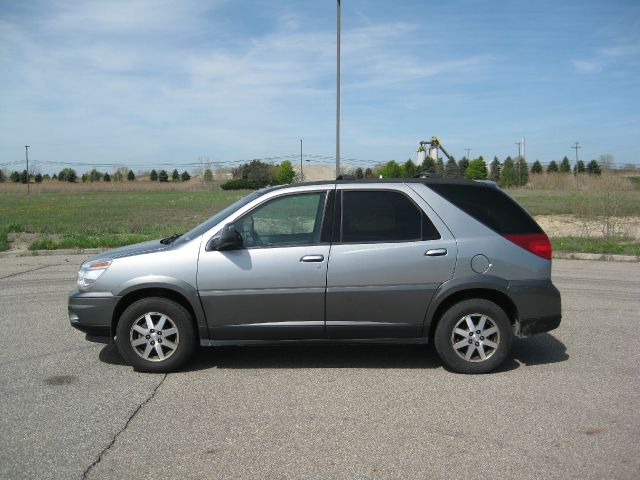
xmin=434 ymin=299 xmax=512 ymax=374
xmin=116 ymin=297 xmax=197 ymax=373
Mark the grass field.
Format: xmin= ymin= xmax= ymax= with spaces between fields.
xmin=1 ymin=188 xmax=639 ymax=253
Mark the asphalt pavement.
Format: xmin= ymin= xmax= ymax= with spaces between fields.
xmin=0 ymin=255 xmax=638 ymax=479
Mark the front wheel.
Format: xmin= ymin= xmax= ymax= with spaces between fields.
xmin=434 ymin=299 xmax=512 ymax=374
xmin=116 ymin=297 xmax=197 ymax=373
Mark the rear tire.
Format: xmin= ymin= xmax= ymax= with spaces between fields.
xmin=116 ymin=297 xmax=197 ymax=373
xmin=434 ymin=299 xmax=512 ymax=374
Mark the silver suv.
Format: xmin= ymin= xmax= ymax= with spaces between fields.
xmin=69 ymin=178 xmax=561 ymax=374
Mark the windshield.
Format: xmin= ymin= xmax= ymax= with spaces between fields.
xmin=173 ymin=189 xmax=270 ymax=245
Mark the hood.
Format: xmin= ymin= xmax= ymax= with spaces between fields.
xmin=83 ymin=239 xmax=168 ymax=265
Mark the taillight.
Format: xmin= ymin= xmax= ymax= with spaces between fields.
xmin=504 ymin=233 xmax=552 ymax=260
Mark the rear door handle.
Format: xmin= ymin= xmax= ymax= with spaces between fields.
xmin=425 ymin=248 xmax=447 ymax=257
xmin=300 ymin=254 xmax=325 ymax=262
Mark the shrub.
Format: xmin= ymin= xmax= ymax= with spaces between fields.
xmin=221 ymin=178 xmax=270 ymax=190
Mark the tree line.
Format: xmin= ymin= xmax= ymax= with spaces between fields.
xmin=366 ymin=154 xmax=605 ymax=188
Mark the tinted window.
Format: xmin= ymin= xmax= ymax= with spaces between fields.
xmin=341 ymin=190 xmax=440 ymax=243
xmin=236 ymin=192 xmax=326 ymax=247
xmin=427 ymin=183 xmax=542 ymax=235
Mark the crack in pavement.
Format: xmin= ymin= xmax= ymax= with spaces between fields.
xmin=82 ymin=373 xmax=167 ymax=479
xmin=0 ymin=263 xmax=66 ymax=280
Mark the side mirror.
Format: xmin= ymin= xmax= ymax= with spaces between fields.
xmin=209 ymin=223 xmax=243 ymax=251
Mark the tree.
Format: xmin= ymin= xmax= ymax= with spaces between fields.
xmin=58 ymin=168 xmax=77 ymax=182
xmin=149 ymin=169 xmax=158 ymax=181
xmin=573 ymin=160 xmax=586 ymax=173
xmin=19 ymin=170 xmax=28 ymax=184
xmin=52 ymin=173 xmax=58 ymax=180
xmin=35 ymin=173 xmax=43 ymax=183
xmin=515 ymin=157 xmax=529 ymax=186
xmin=234 ymin=159 xmax=275 ymax=183
xmin=420 ymin=157 xmax=436 ymax=174
xmin=377 ymin=160 xmax=403 ymax=178
xmin=171 ymin=169 xmax=180 ymax=181
xmin=445 ymin=157 xmax=459 ymax=178
xmin=498 ymin=157 xmax=518 ymax=188
xmin=402 ymin=159 xmax=417 ymax=177
xmin=464 ymin=158 xmax=488 ymax=180
xmin=559 ymin=156 xmax=571 ymax=173
xmin=354 ymin=167 xmax=364 ymax=179
xmin=364 ymin=167 xmax=373 ymax=179
xmin=43 ymin=174 xmax=51 ymax=180
xmin=81 ymin=173 xmax=89 ymax=183
xmin=10 ymin=171 xmax=20 ymax=183
xmin=458 ymin=157 xmax=469 ymax=177
xmin=531 ymin=160 xmax=543 ymax=174
xmin=274 ymin=160 xmax=295 ymax=184
xmin=0 ymin=169 xmax=5 ymax=183
xmin=587 ymin=160 xmax=602 ymax=175
xmin=158 ymin=170 xmax=169 ymax=182
xmin=127 ymin=169 xmax=135 ymax=181
xmin=435 ymin=158 xmax=445 ymax=176
xmin=489 ymin=157 xmax=501 ymax=181
xmin=88 ymin=168 xmax=102 ymax=182
xmin=103 ymin=172 xmax=111 ymax=182
xmin=203 ymin=168 xmax=213 ymax=182
xmin=181 ymin=171 xmax=191 ymax=182
xmin=546 ymin=161 xmax=559 ymax=173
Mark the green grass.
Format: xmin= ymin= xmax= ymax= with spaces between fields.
xmin=506 ymin=188 xmax=640 ymax=216
xmin=0 ymin=191 xmax=249 ymax=251
xmin=552 ymin=236 xmax=640 ymax=256
xmin=1 ymin=190 xmax=639 ymax=254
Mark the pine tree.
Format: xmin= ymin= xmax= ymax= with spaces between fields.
xmin=489 ymin=156 xmax=501 ymax=181
xmin=458 ymin=157 xmax=469 ymax=177
xmin=559 ymin=156 xmax=571 ymax=173
xmin=498 ymin=157 xmax=517 ymax=187
xmin=547 ymin=161 xmax=559 ymax=173
xmin=420 ymin=157 xmax=436 ymax=174
xmin=150 ymin=169 xmax=158 ymax=181
xmin=127 ymin=170 xmax=135 ymax=181
xmin=587 ymin=160 xmax=602 ymax=175
xmin=531 ymin=160 xmax=543 ymax=174
xmin=515 ymin=157 xmax=529 ymax=186
xmin=435 ymin=158 xmax=445 ymax=176
xmin=445 ymin=157 xmax=459 ymax=178
xmin=172 ymin=169 xmax=180 ymax=181
xmin=103 ymin=173 xmax=111 ymax=182
xmin=10 ymin=171 xmax=20 ymax=182
xmin=181 ymin=171 xmax=191 ymax=182
xmin=355 ymin=167 xmax=364 ymax=179
xmin=364 ymin=168 xmax=373 ymax=179
xmin=203 ymin=168 xmax=214 ymax=182
xmin=158 ymin=170 xmax=169 ymax=182
xmin=402 ymin=159 xmax=417 ymax=177
xmin=574 ymin=160 xmax=586 ymax=173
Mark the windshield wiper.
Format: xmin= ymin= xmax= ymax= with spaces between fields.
xmin=160 ymin=233 xmax=183 ymax=245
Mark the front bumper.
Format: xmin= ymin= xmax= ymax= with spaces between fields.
xmin=68 ymin=290 xmax=120 ymax=343
xmin=508 ymin=279 xmax=562 ymax=338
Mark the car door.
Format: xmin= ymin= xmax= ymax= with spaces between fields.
xmin=325 ymin=184 xmax=457 ymax=339
xmin=197 ymin=188 xmax=333 ymax=340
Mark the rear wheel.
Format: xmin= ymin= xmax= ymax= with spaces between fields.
xmin=116 ymin=297 xmax=196 ymax=373
xmin=434 ymin=299 xmax=512 ymax=374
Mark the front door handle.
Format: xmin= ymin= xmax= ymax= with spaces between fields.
xmin=300 ymin=254 xmax=325 ymax=262
xmin=425 ymin=248 xmax=447 ymax=257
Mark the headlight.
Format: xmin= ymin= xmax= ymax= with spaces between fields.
xmin=77 ymin=259 xmax=112 ymax=290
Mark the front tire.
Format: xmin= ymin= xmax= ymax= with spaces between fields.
xmin=116 ymin=297 xmax=197 ymax=373
xmin=434 ymin=299 xmax=512 ymax=374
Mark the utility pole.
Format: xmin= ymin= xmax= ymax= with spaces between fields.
xmin=335 ymin=0 xmax=341 ymax=179
xmin=571 ymin=141 xmax=581 ymax=189
xmin=300 ymin=138 xmax=303 ymax=182
xmin=25 ymin=145 xmax=30 ymax=194
xmin=464 ymin=148 xmax=472 ymax=160
xmin=515 ymin=139 xmax=524 ymax=185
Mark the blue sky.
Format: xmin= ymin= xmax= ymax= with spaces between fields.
xmin=1 ymin=0 xmax=639 ymax=173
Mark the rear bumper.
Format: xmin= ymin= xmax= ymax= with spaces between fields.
xmin=508 ymin=279 xmax=562 ymax=337
xmin=68 ymin=290 xmax=120 ymax=343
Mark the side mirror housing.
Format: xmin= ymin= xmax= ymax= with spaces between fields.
xmin=209 ymin=223 xmax=243 ymax=251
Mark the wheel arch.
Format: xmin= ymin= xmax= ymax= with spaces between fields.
xmin=112 ymin=285 xmax=207 ymax=341
xmin=426 ymin=285 xmax=518 ymax=341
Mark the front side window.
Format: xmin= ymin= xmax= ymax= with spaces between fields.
xmin=341 ymin=190 xmax=440 ymax=243
xmin=235 ymin=192 xmax=327 ymax=247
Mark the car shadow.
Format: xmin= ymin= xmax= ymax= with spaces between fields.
xmin=99 ymin=333 xmax=568 ymax=372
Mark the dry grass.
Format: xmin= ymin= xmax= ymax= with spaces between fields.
xmin=527 ymin=172 xmax=635 ymax=191
xmin=0 ymin=179 xmax=226 ymax=193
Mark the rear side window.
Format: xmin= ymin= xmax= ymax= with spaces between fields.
xmin=427 ymin=183 xmax=542 ymax=235
xmin=341 ymin=190 xmax=440 ymax=243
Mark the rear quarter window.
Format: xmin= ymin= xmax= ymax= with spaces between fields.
xmin=427 ymin=183 xmax=542 ymax=235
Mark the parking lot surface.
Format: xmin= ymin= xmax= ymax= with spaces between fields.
xmin=0 ymin=255 xmax=638 ymax=479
